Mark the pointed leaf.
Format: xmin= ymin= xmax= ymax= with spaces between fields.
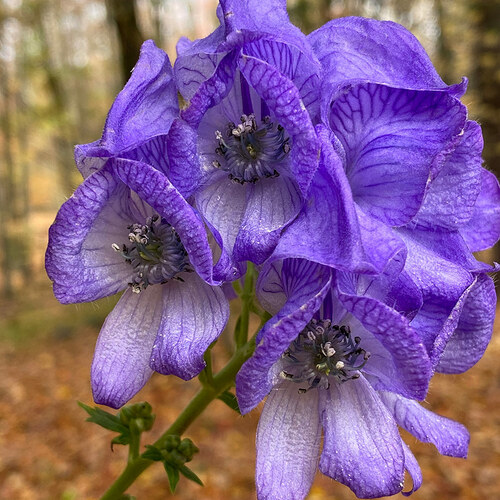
xmin=164 ymin=463 xmax=180 ymax=493
xmin=179 ymin=465 xmax=204 ymax=486
xmin=78 ymin=402 xmax=129 ymax=435
xmin=217 ymin=391 xmax=241 ymax=414
xmin=142 ymin=445 xmax=164 ymax=462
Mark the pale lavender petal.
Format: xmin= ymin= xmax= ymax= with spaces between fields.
xmin=233 ymin=175 xmax=302 ymax=264
xmin=309 ymin=17 xmax=465 ymax=95
xmin=437 ymin=273 xmax=496 ymax=374
xmin=401 ymin=442 xmax=423 ymax=496
xmin=256 ymin=383 xmax=321 ymax=500
xmin=461 ymin=168 xmax=500 ymax=251
xmin=330 ymin=83 xmax=466 ymax=226
xmin=319 ymin=376 xmax=404 ymax=498
xmin=150 ymin=272 xmax=229 ymax=380
xmin=236 ymin=260 xmax=331 ymax=414
xmin=196 ymin=173 xmax=247 ymax=262
xmin=46 ymin=163 xmax=134 ymax=303
xmin=91 ymin=286 xmax=163 ymax=408
xmin=75 ymin=141 xmax=107 ymax=179
xmin=379 ymin=391 xmax=470 ymax=458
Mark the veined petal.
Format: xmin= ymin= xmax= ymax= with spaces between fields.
xmin=256 ymin=383 xmax=321 ymax=500
xmin=91 ymin=286 xmax=162 ymax=408
xmin=238 ymin=54 xmax=319 ymax=197
xmin=379 ymin=391 xmax=470 ymax=458
xmin=401 ymin=442 xmax=423 ymax=496
xmin=309 ymin=17 xmax=465 ymax=95
xmin=329 ymin=83 xmax=466 ymax=226
xmin=236 ymin=260 xmax=331 ymax=414
xmin=150 ymin=273 xmax=229 ymax=380
xmin=46 ymin=163 xmax=134 ymax=303
xmin=414 ymin=120 xmax=483 ymax=230
xmin=75 ymin=141 xmax=107 ymax=179
xmin=233 ymin=175 xmax=302 ymax=264
xmin=436 ymin=273 xmax=496 ymax=374
xmin=461 ymin=168 xmax=500 ymax=251
xmin=111 ymin=158 xmax=218 ymax=284
xmin=319 ymin=375 xmax=405 ymax=498
xmin=336 ymin=273 xmax=431 ymax=399
xmin=270 ymin=125 xmax=369 ymax=273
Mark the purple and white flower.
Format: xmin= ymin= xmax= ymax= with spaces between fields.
xmin=168 ymin=0 xmax=322 ymax=274
xmin=236 ymin=258 xmax=471 ymax=499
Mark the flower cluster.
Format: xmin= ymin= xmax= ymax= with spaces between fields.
xmin=46 ymin=1 xmax=499 ymax=498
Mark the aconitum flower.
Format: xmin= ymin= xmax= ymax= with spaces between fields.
xmin=300 ymin=17 xmax=500 ymax=355
xmin=236 ymin=258 xmax=470 ymax=500
xmin=46 ymin=42 xmax=229 ymax=409
xmin=168 ymin=0 xmax=321 ymax=274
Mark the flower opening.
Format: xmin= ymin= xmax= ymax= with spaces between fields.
xmin=281 ymin=318 xmax=370 ymax=391
xmin=213 ymin=113 xmax=290 ymax=184
xmin=112 ymin=215 xmax=191 ymax=293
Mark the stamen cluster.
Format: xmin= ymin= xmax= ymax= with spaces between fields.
xmin=281 ymin=318 xmax=370 ymax=391
xmin=112 ymin=215 xmax=190 ymax=293
xmin=213 ymin=114 xmax=290 ymax=184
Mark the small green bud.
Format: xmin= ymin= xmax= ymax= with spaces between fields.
xmin=164 ymin=434 xmax=181 ymax=451
xmin=167 ymin=450 xmax=187 ymax=468
xmin=178 ymin=438 xmax=199 ymax=462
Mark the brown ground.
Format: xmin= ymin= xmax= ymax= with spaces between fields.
xmin=0 ymin=282 xmax=499 ymax=500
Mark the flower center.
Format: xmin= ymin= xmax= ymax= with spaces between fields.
xmin=213 ymin=114 xmax=290 ymax=184
xmin=281 ymin=319 xmax=370 ymax=391
xmin=112 ymin=215 xmax=191 ymax=293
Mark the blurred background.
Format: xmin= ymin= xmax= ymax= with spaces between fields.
xmin=0 ymin=0 xmax=498 ymax=499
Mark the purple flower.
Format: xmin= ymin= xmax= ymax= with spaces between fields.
xmin=168 ymin=0 xmax=322 ymax=274
xmin=46 ymin=42 xmax=229 ymax=409
xmin=236 ymin=258 xmax=469 ymax=499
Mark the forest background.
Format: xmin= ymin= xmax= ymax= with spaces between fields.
xmin=0 ymin=1 xmax=499 ymax=499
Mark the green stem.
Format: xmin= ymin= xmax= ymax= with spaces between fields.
xmin=100 ymin=340 xmax=255 ymax=500
xmin=235 ymin=263 xmax=255 ymax=348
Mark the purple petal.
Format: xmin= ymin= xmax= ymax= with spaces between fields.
xmin=149 ymin=273 xmax=229 ymax=380
xmin=238 ymin=55 xmax=319 ymax=197
xmin=414 ymin=120 xmax=483 ymax=230
xmin=91 ymin=286 xmax=162 ymax=408
xmin=236 ymin=260 xmax=331 ymax=414
xmin=319 ymin=376 xmax=404 ymax=498
xmin=379 ymin=391 xmax=470 ymax=458
xmin=436 ymin=273 xmax=496 ymax=374
xmin=401 ymin=442 xmax=423 ymax=496
xmin=75 ymin=141 xmax=107 ymax=179
xmin=45 ymin=163 xmax=134 ymax=303
xmin=461 ymin=168 xmax=500 ymax=251
xmin=99 ymin=40 xmax=178 ymax=156
xmin=111 ymin=158 xmax=218 ymax=284
xmin=329 ymin=83 xmax=466 ymax=226
xmin=269 ymin=125 xmax=369 ymax=273
xmin=336 ymin=274 xmax=431 ymax=400
xmin=233 ymin=175 xmax=302 ymax=264
xmin=309 ymin=17 xmax=464 ymax=94
xmin=196 ymin=174 xmax=247 ymax=263
xmin=256 ymin=383 xmax=321 ymax=500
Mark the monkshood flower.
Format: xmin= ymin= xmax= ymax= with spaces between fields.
xmin=167 ymin=0 xmax=321 ymax=274
xmin=236 ymin=258 xmax=471 ymax=500
xmin=46 ymin=43 xmax=229 ymax=409
xmin=299 ymin=17 xmax=500 ymax=353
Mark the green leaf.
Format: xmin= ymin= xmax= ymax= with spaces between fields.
xmin=179 ymin=464 xmax=204 ymax=486
xmin=164 ymin=463 xmax=180 ymax=493
xmin=78 ymin=402 xmax=129 ymax=434
xmin=111 ymin=434 xmax=131 ymax=448
xmin=142 ymin=445 xmax=163 ymax=462
xmin=217 ymin=390 xmax=241 ymax=414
